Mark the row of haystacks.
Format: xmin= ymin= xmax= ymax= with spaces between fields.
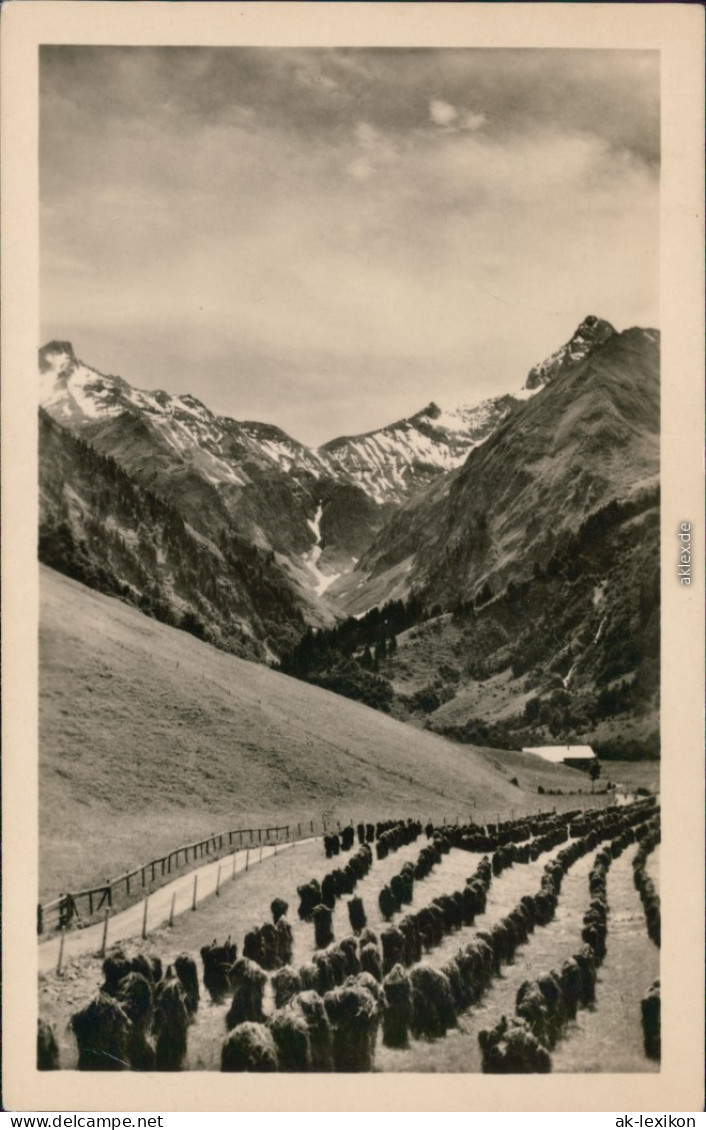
xmin=632 ymin=813 xmax=661 ymax=947
xmin=375 ymin=819 xmax=423 ymax=861
xmin=297 ymin=843 xmax=373 ymax=921
xmin=635 ymin=810 xmax=661 ymax=1060
xmin=40 ymin=800 xmax=662 ymax=1073
xmin=325 ymin=817 xmax=410 ymax=860
xmin=242 ymin=910 xmax=294 ymax=971
xmin=478 ymin=804 xmax=660 ymax=1073
xmin=378 ymin=833 xmax=449 ymax=921
xmin=223 ymin=975 xmax=382 ymax=1072
xmin=362 ymin=810 xmax=644 ymax=1059
xmin=377 ymin=808 xmax=584 ymax=925
xmin=323 ymin=824 xmax=356 ymax=858
xmin=435 ymin=809 xmax=582 ymax=855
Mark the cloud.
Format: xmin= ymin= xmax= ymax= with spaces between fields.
xmin=430 ymin=99 xmax=458 ymax=127
xmin=430 ymin=100 xmax=486 ymax=134
xmin=460 ymin=111 xmax=487 ymax=132
xmin=40 ymin=47 xmax=659 ymax=446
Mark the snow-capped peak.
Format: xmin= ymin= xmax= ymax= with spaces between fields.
xmin=525 ymin=315 xmax=616 ymax=390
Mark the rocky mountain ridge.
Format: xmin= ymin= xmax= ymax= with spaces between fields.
xmin=331 ymin=323 xmax=659 ymax=615
xmin=524 ymin=315 xmax=618 ymax=390
xmin=38 ymin=335 xmax=536 ymax=606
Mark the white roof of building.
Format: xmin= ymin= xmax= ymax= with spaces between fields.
xmin=522 ymin=745 xmax=596 ymax=763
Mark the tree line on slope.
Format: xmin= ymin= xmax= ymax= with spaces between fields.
xmin=275 ymin=594 xmax=434 ymax=711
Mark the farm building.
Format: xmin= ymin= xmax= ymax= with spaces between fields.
xmin=522 ymin=745 xmax=597 ymax=771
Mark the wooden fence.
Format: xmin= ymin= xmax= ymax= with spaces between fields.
xmin=38 ymin=818 xmax=324 ymax=935
xmin=38 ymin=799 xmax=612 ymax=935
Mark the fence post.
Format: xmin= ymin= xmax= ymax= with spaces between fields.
xmin=37 ymin=903 xmax=43 ymax=936
xmin=168 ymin=891 xmax=176 ymax=928
xmin=310 ymin=821 xmax=313 ymax=834
xmin=192 ymin=874 xmax=198 ymax=911
xmin=100 ymin=909 xmax=110 ymax=957
xmin=89 ymin=891 xmax=94 ymax=916
xmin=274 ymin=839 xmax=278 ymax=857
xmin=259 ymin=843 xmax=263 ymax=863
xmin=142 ymin=896 xmax=149 ymax=940
xmin=216 ymin=864 xmax=222 ymax=896
xmin=245 ymin=847 xmax=249 ymax=871
xmin=57 ymin=928 xmax=66 ymax=976
xmin=141 ymin=867 xmax=145 ymax=888
xmin=126 ymin=874 xmax=131 ymax=897
xmin=232 ymin=851 xmax=237 ymax=878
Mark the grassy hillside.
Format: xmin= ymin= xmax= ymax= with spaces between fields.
xmin=39 ymin=566 xmax=594 ymax=900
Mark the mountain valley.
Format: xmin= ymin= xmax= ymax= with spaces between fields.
xmin=38 ymin=315 xmax=660 ymax=755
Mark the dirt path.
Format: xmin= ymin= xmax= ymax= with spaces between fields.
xmin=38 ymin=837 xmax=315 ymax=975
xmin=551 ymin=847 xmax=659 ymax=1073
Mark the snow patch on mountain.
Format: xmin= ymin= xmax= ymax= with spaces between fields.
xmin=301 ymin=502 xmax=340 ymax=595
xmin=319 ymin=396 xmax=517 ymax=506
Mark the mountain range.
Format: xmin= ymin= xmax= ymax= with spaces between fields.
xmin=38 ymin=329 xmax=538 ymax=626
xmin=38 ymin=315 xmax=660 ymax=755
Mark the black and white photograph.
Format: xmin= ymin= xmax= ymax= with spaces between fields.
xmin=2 ymin=0 xmax=704 ymax=1114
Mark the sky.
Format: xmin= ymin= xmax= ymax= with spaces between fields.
xmin=40 ymin=47 xmax=659 ymax=448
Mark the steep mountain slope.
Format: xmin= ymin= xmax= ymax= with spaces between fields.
xmin=39 ymin=340 xmax=328 ymax=556
xmin=38 ymin=408 xmax=314 ymax=656
xmin=379 ymin=488 xmax=660 ymax=757
xmin=335 ymin=323 xmax=659 ymax=613
xmin=39 ymin=565 xmax=566 ymax=897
